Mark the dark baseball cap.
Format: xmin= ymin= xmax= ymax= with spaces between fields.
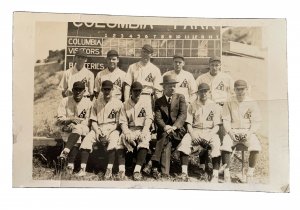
xmin=209 ymin=56 xmax=221 ymax=63
xmin=142 ymin=44 xmax=154 ymax=54
xmin=131 ymin=81 xmax=143 ymax=90
xmin=173 ymin=54 xmax=185 ymax=61
xmin=102 ymin=80 xmax=113 ymax=89
xmin=234 ymin=80 xmax=248 ymax=88
xmin=198 ymin=83 xmax=210 ymax=91
xmin=72 ymin=81 xmax=85 ymax=90
xmin=75 ymin=49 xmax=88 ymax=58
xmin=107 ymin=50 xmax=119 ymax=57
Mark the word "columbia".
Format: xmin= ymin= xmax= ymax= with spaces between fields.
xmin=73 ymin=22 xmax=153 ymax=29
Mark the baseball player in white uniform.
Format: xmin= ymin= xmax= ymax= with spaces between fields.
xmin=57 ymin=81 xmax=92 ymax=174
xmin=58 ymin=49 xmax=94 ymax=99
xmin=117 ymin=81 xmax=153 ymax=181
xmin=221 ymin=80 xmax=262 ymax=183
xmin=124 ymin=44 xmax=162 ymax=106
xmin=195 ymin=56 xmax=234 ymax=105
xmin=94 ymin=50 xmax=126 ymax=100
xmin=76 ymin=80 xmax=123 ymax=179
xmin=162 ymin=54 xmax=198 ymax=104
xmin=183 ymin=83 xmax=221 ymax=182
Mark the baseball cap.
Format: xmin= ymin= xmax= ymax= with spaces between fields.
xmin=234 ymin=80 xmax=248 ymax=88
xmin=173 ymin=54 xmax=185 ymax=61
xmin=131 ymin=81 xmax=143 ymax=90
xmin=72 ymin=81 xmax=85 ymax=90
xmin=107 ymin=50 xmax=119 ymax=57
xmin=209 ymin=56 xmax=221 ymax=63
xmin=75 ymin=49 xmax=88 ymax=58
xmin=102 ymin=80 xmax=113 ymax=89
xmin=198 ymin=83 xmax=210 ymax=91
xmin=142 ymin=44 xmax=154 ymax=54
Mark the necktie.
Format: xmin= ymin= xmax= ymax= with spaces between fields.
xmin=168 ymin=97 xmax=171 ymax=104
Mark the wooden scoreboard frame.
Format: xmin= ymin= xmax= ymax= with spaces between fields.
xmin=66 ymin=22 xmax=221 ymax=78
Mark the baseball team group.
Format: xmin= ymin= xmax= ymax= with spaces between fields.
xmin=56 ymin=43 xmax=262 ymax=183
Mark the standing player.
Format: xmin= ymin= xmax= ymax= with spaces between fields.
xmin=162 ymin=54 xmax=198 ymax=103
xmin=94 ymin=50 xmax=126 ymax=100
xmin=117 ymin=81 xmax=153 ymax=181
xmin=76 ymin=80 xmax=123 ymax=179
xmin=57 ymin=81 xmax=92 ymax=174
xmin=195 ymin=56 xmax=234 ymax=106
xmin=183 ymin=83 xmax=221 ymax=182
xmin=221 ymin=80 xmax=262 ymax=183
xmin=58 ymin=49 xmax=94 ymax=99
xmin=124 ymin=44 xmax=162 ymax=106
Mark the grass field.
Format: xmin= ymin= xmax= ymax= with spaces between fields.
xmin=33 ymin=61 xmax=269 ymax=184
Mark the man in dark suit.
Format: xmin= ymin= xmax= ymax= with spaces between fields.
xmin=144 ymin=74 xmax=189 ymax=181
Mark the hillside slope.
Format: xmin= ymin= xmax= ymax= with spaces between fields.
xmin=34 ymin=63 xmax=64 ymax=137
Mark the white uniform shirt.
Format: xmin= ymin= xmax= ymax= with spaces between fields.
xmin=119 ymin=98 xmax=153 ymax=128
xmin=186 ymin=98 xmax=221 ymax=129
xmin=94 ymin=67 xmax=126 ymax=100
xmin=196 ymin=71 xmax=234 ymax=103
xmin=124 ymin=61 xmax=162 ymax=95
xmin=163 ymin=70 xmax=197 ymax=103
xmin=57 ymin=96 xmax=92 ymax=125
xmin=58 ymin=66 xmax=94 ymax=96
xmin=90 ymin=97 xmax=123 ymax=127
xmin=222 ymin=96 xmax=261 ymax=129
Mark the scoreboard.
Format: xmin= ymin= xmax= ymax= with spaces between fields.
xmin=66 ymin=22 xmax=221 ymax=78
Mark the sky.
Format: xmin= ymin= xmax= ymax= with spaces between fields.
xmin=35 ymin=22 xmax=67 ymax=60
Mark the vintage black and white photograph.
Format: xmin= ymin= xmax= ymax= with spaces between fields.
xmin=13 ymin=12 xmax=288 ymax=191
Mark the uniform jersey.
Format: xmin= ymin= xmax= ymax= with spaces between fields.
xmin=119 ymin=98 xmax=153 ymax=128
xmin=196 ymin=71 xmax=234 ymax=103
xmin=163 ymin=70 xmax=197 ymax=103
xmin=90 ymin=97 xmax=123 ymax=127
xmin=58 ymin=66 xmax=94 ymax=96
xmin=94 ymin=67 xmax=126 ymax=100
xmin=222 ymin=96 xmax=261 ymax=129
xmin=124 ymin=61 xmax=162 ymax=95
xmin=186 ymin=98 xmax=221 ymax=129
xmin=57 ymin=96 xmax=92 ymax=125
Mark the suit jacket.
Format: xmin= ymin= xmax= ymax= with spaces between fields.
xmin=155 ymin=93 xmax=187 ymax=134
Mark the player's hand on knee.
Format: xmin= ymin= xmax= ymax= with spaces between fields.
xmin=229 ymin=131 xmax=238 ymax=142
xmin=96 ymin=130 xmax=104 ymax=142
xmin=128 ymin=139 xmax=136 ymax=147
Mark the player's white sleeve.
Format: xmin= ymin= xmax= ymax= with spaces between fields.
xmin=153 ymin=67 xmax=163 ymax=92
xmin=119 ymin=104 xmax=129 ymax=128
xmin=190 ymin=74 xmax=198 ymax=95
xmin=185 ymin=104 xmax=194 ymax=125
xmin=115 ymin=101 xmax=123 ymax=126
xmin=90 ymin=101 xmax=98 ymax=122
xmin=124 ymin=65 xmax=133 ymax=86
xmin=213 ymin=104 xmax=222 ymax=125
xmin=58 ymin=72 xmax=68 ymax=91
xmin=94 ymin=72 xmax=101 ymax=93
xmin=88 ymin=71 xmax=95 ymax=95
xmin=221 ymin=102 xmax=232 ymax=133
